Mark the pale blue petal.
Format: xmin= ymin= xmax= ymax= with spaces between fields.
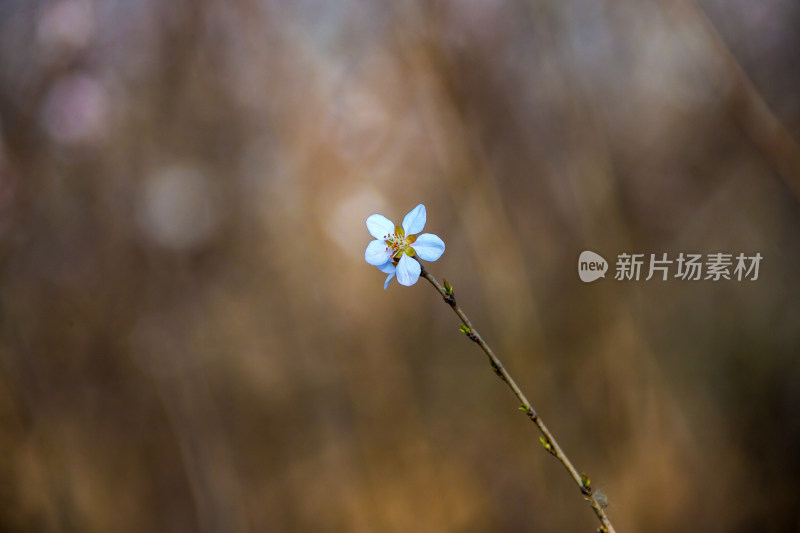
xmin=412 ymin=233 xmax=445 ymax=262
xmin=366 ymin=214 xmax=395 ymax=240
xmin=395 ymin=254 xmax=421 ymax=286
xmin=365 ymin=240 xmax=392 ymax=266
xmin=402 ymin=204 xmax=426 ymax=235
xmin=376 ymin=261 xmax=395 ymax=274
xmin=383 ymin=272 xmax=395 ymax=290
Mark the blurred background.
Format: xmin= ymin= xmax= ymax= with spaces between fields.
xmin=1 ymin=0 xmax=800 ymax=531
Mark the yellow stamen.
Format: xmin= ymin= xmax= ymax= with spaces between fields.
xmin=383 ymin=225 xmax=418 ymax=260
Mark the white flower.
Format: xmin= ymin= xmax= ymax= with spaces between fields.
xmin=364 ymin=204 xmax=445 ymax=289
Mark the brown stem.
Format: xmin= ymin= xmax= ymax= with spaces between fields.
xmin=418 ymin=263 xmax=616 ymax=533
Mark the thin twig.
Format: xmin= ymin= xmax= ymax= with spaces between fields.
xmin=419 ymin=263 xmax=616 ymax=533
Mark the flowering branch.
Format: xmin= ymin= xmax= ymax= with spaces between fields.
xmin=418 ymin=263 xmax=617 ymax=533
xmin=364 ymin=204 xmax=615 ymax=531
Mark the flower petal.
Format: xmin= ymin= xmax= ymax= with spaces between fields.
xmin=365 ymin=240 xmax=392 ymax=266
xmin=411 ymin=233 xmax=445 ymax=262
xmin=402 ymin=204 xmax=426 ymax=235
xmin=383 ymin=272 xmax=395 ymax=290
xmin=366 ymin=214 xmax=395 ymax=240
xmin=376 ymin=261 xmax=395 ymax=274
xmin=395 ymin=254 xmax=421 ymax=286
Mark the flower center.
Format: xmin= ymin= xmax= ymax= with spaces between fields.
xmin=384 ymin=225 xmax=417 ymax=262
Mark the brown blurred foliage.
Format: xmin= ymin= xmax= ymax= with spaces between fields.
xmin=1 ymin=0 xmax=800 ymax=531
